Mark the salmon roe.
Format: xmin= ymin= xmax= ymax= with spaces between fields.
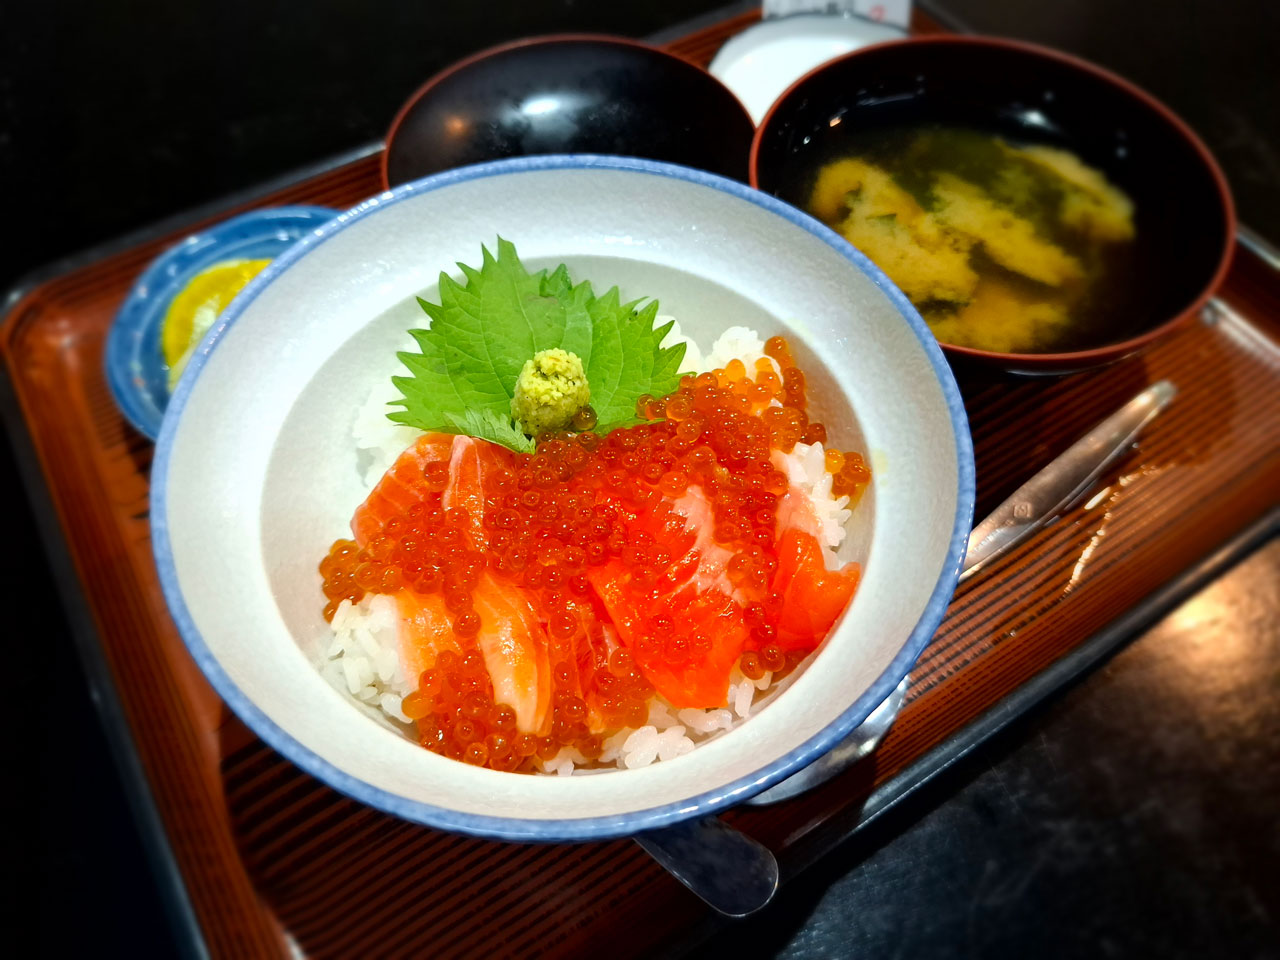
xmin=317 ymin=336 xmax=870 ymax=771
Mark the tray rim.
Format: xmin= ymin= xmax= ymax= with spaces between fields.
xmin=0 ymin=368 xmax=210 ymax=959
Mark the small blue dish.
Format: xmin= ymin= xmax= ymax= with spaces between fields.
xmin=105 ymin=205 xmax=337 ymax=439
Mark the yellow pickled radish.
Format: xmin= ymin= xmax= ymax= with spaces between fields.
xmin=162 ymin=258 xmax=271 ymax=390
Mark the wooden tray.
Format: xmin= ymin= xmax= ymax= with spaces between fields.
xmin=4 ymin=7 xmax=1278 ymax=958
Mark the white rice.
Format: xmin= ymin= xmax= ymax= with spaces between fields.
xmin=699 ymin=324 xmax=778 ymax=378
xmin=319 ymin=594 xmax=414 ymax=730
xmin=322 ymin=324 xmax=857 ymax=770
xmin=776 ymin=440 xmax=854 ymax=555
xmin=657 ymin=316 xmax=703 ymax=375
xmin=352 ymin=379 xmax=421 ymax=492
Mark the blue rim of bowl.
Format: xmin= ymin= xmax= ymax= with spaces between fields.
xmin=152 ymin=155 xmax=976 ymax=843
xmin=104 ymin=205 xmax=338 ymax=439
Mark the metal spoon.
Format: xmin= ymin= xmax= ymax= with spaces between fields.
xmin=959 ymin=379 xmax=1177 ymax=582
xmin=634 ymin=380 xmax=1177 ymax=916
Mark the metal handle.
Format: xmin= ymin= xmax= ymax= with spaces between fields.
xmin=633 ymin=817 xmax=779 ymax=916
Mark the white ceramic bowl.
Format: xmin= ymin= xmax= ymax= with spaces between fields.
xmin=708 ymin=13 xmax=906 ymax=124
xmin=153 ymin=156 xmax=974 ymax=841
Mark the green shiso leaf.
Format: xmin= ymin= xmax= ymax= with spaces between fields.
xmin=439 ymin=408 xmax=536 ymax=454
xmin=389 ymin=238 xmax=687 ymax=450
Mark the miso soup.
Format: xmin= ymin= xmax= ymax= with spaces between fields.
xmin=802 ymin=125 xmax=1139 ymax=354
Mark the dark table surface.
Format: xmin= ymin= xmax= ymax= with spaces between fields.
xmin=4 ymin=1 xmax=1277 ymax=956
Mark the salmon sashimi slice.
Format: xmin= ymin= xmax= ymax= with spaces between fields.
xmin=769 ymin=456 xmax=861 ymax=649
xmin=609 ymin=485 xmax=752 ymax=604
xmin=665 ymin=489 xmax=750 ymax=603
xmin=771 ymin=527 xmax=861 ymax=651
xmin=774 ymin=485 xmax=823 ymax=543
xmin=580 ymin=621 xmax=621 ymax=733
xmin=394 ymin=589 xmax=461 ymax=688
xmin=651 ymin=588 xmax=749 ymax=708
xmin=351 ymin=433 xmax=455 ymax=544
xmin=585 ymin=483 xmax=757 ymax=708
xmin=588 ymin=563 xmax=749 ymax=709
xmin=573 ymin=596 xmax=619 ymax=732
xmin=470 ymin=574 xmax=552 ymax=735
xmin=527 ymin=587 xmax=617 ymax=732
xmin=442 ymin=434 xmax=513 ymax=548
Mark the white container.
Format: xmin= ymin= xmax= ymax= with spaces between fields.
xmin=153 ymin=156 xmax=974 ymax=841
